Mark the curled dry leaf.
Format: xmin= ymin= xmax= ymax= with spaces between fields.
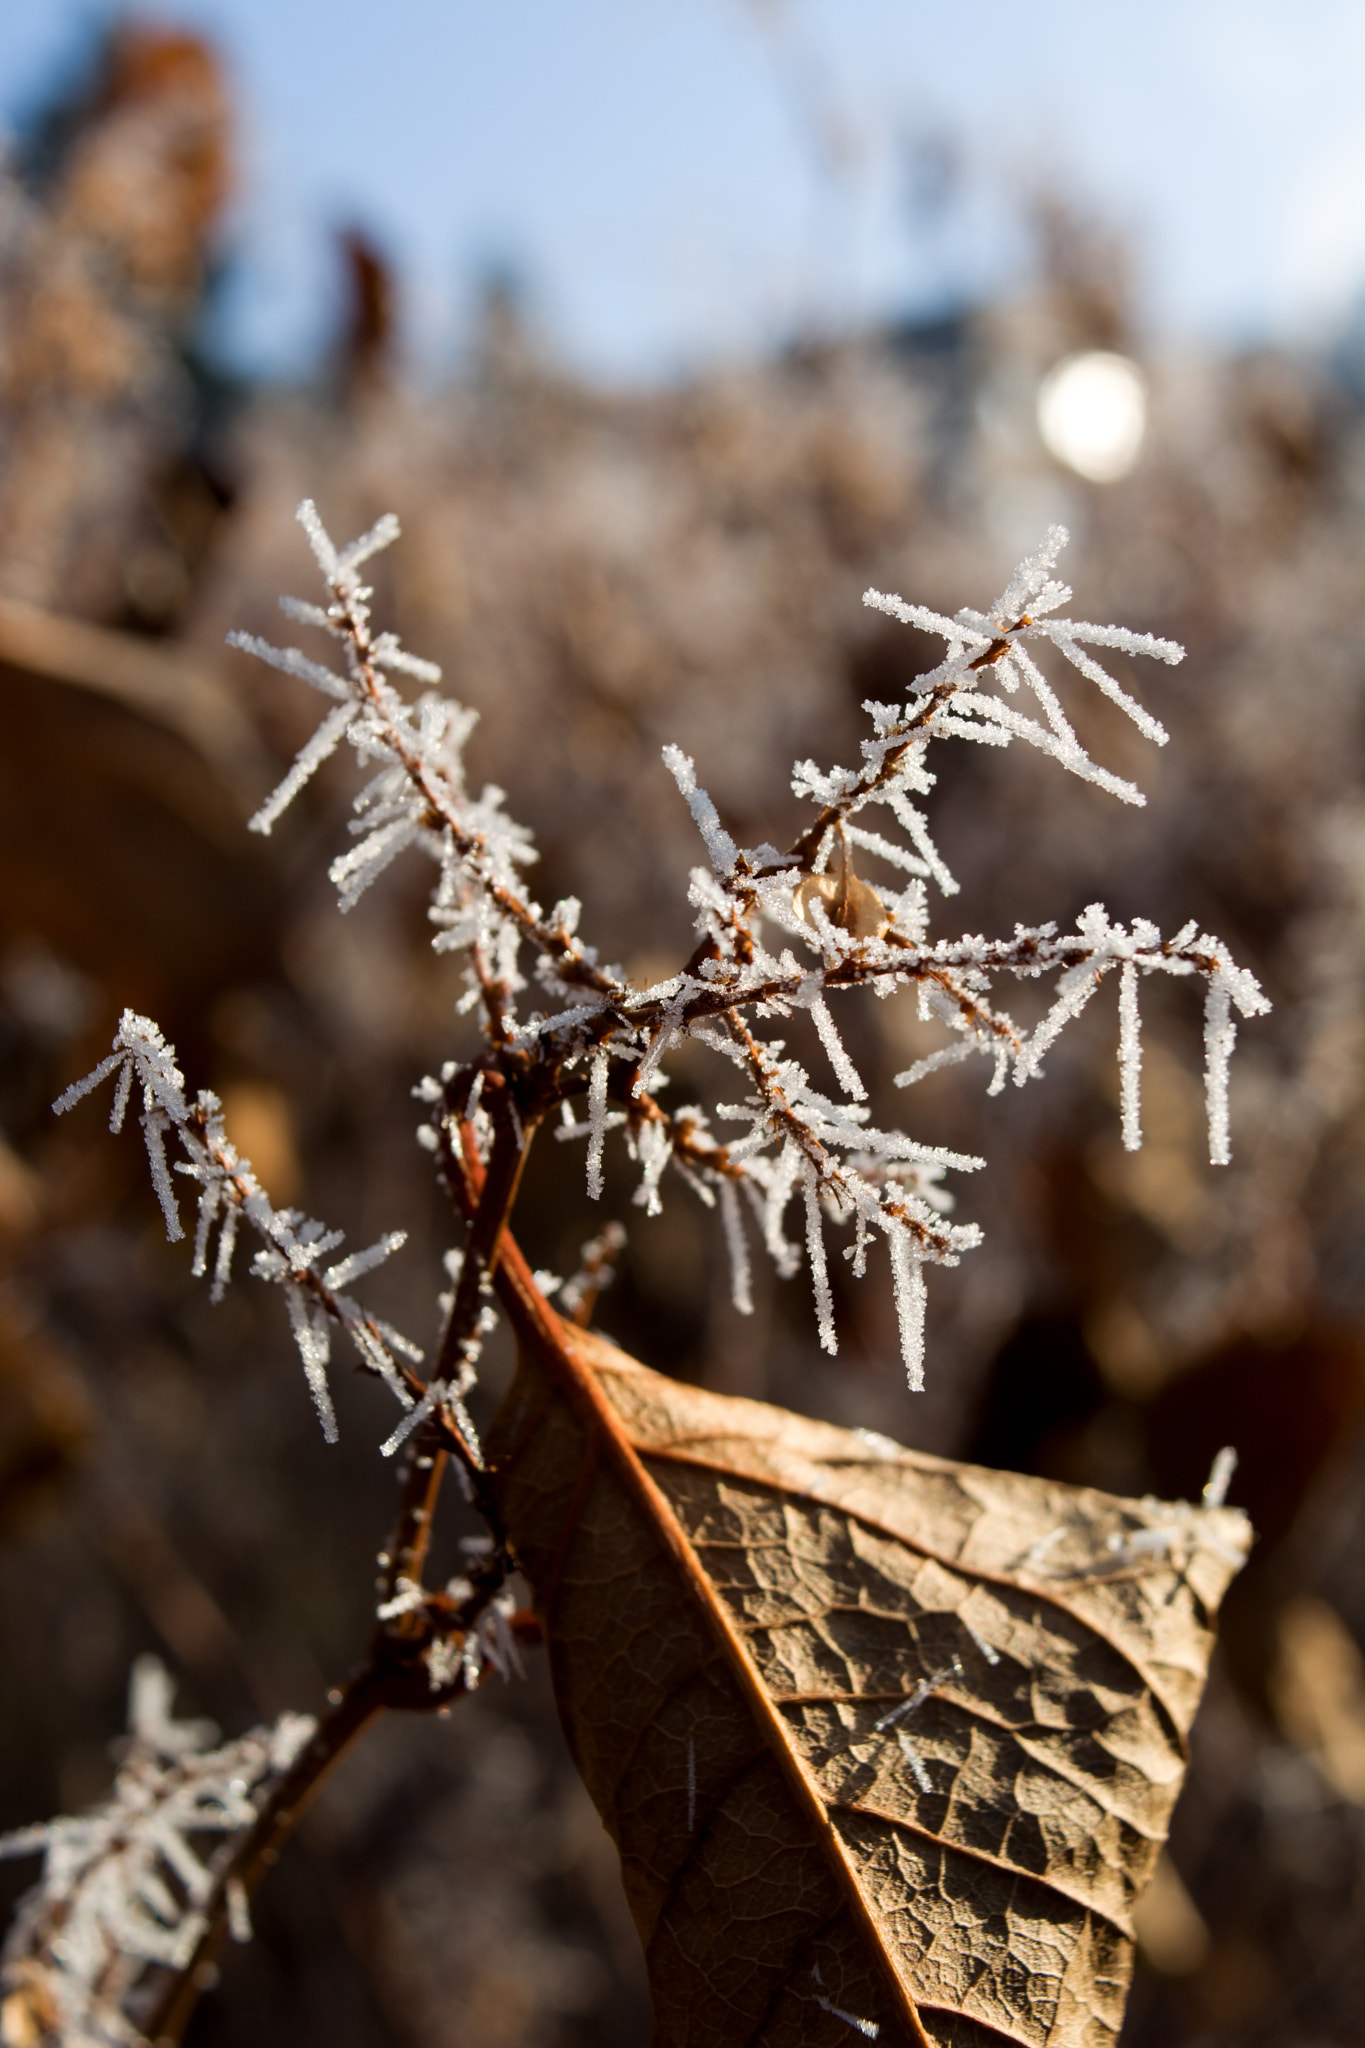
xmin=793 ymin=832 xmax=888 ymax=940
xmin=489 ymin=1302 xmax=1250 ymax=2048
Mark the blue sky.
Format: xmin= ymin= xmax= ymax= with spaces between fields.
xmin=4 ymin=1 xmax=1363 ymax=382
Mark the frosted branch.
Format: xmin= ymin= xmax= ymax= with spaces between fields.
xmin=223 ymin=512 xmax=1268 ymax=1397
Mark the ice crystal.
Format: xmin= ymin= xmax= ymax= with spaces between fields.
xmin=1019 ymin=1450 xmax=1251 ymax=1581
xmin=1202 ymin=1445 xmax=1239 ymax=1510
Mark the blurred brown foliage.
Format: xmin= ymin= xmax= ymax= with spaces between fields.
xmin=2 ymin=26 xmax=1365 ymax=2047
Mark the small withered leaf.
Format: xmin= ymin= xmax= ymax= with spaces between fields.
xmin=490 ymin=1316 xmax=1250 ymax=2048
xmin=795 ymin=835 xmax=888 ymax=941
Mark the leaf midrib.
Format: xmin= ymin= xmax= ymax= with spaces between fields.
xmin=493 ymin=1252 xmax=936 ymax=2047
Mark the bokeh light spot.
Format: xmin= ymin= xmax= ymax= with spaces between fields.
xmin=1037 ymin=350 xmax=1147 ymax=482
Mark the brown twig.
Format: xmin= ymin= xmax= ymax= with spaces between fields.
xmin=432 ymin=1071 xmax=536 ymax=1385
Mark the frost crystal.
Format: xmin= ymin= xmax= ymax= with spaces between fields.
xmin=896 ymin=1730 xmax=934 ymax=1795
xmin=717 ymin=1177 xmax=754 ymax=1316
xmin=585 ymin=1045 xmax=609 ymax=1201
xmin=1202 ymin=1445 xmax=1239 ymax=1510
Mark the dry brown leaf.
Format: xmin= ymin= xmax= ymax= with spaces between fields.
xmin=488 ymin=1291 xmax=1250 ymax=2048
xmin=793 ymin=831 xmax=887 ymax=940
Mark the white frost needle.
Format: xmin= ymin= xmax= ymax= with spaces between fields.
xmin=226 ymin=1877 xmax=251 ymax=1945
xmin=809 ymin=993 xmax=867 ymax=1101
xmin=815 ymin=1995 xmax=880 ymax=2039
xmin=717 ymin=1178 xmax=754 ymax=1315
xmin=873 ymin=1659 xmax=962 ymax=1734
xmin=1202 ymin=1445 xmax=1239 ymax=1509
xmin=887 ymin=1229 xmax=927 ymax=1393
xmin=896 ymin=1730 xmax=934 ymax=1795
xmin=585 ymin=1045 xmax=609 ymax=1200
xmin=803 ymin=1161 xmax=837 ymax=1354
xmin=1118 ymin=959 xmax=1142 ymax=1151
xmin=964 ymin=1623 xmax=1001 ymax=1667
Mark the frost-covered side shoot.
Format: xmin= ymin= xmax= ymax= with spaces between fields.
xmin=53 ymin=1011 xmax=424 ymax=1449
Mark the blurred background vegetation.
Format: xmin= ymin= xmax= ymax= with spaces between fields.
xmin=3 ymin=12 xmax=1365 ymax=2045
